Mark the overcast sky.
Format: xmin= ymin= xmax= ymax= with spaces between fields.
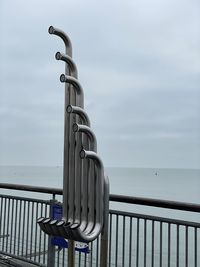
xmin=0 ymin=0 xmax=199 ymax=168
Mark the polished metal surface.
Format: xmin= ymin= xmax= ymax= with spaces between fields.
xmin=36 ymin=26 xmax=110 ymax=266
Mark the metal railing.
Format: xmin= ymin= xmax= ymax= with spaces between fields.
xmin=0 ymin=183 xmax=199 ymax=266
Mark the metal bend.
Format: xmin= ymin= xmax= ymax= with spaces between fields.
xmin=71 ymin=223 xmax=102 ymax=242
xmin=73 ymin=125 xmax=96 ymax=231
xmin=80 ymin=150 xmax=104 ymax=171
xmin=73 ymin=124 xmax=97 ymax=152
xmin=48 ymin=26 xmax=72 ymax=56
xmin=66 ymin=105 xmax=90 ymax=127
xmin=77 ymin=150 xmax=104 ymax=239
xmin=60 ymin=75 xmax=84 ymax=107
xmin=55 ymin=52 xmax=78 ymax=78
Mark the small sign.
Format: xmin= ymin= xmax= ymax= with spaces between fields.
xmin=51 ymin=203 xmax=89 ymax=253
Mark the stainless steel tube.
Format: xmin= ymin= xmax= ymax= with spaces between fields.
xmin=48 ymin=26 xmax=72 ymax=56
xmin=60 ymin=75 xmax=84 ymax=108
xmin=70 ymin=150 xmax=104 ymax=242
xmin=55 ymin=52 xmax=78 ymax=78
xmin=73 ymin=124 xmax=97 ymax=234
xmin=49 ymin=26 xmax=72 ymax=223
xmin=66 ymin=105 xmax=91 ymax=127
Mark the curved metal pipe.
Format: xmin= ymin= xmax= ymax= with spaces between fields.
xmin=58 ymin=59 xmax=79 ymax=227
xmin=72 ymin=124 xmax=97 ymax=233
xmin=73 ymin=124 xmax=97 ymax=152
xmin=48 ymin=26 xmax=72 ymax=56
xmin=49 ymin=26 xmax=73 ymax=223
xmin=60 ymin=75 xmax=83 ymax=226
xmin=66 ymin=105 xmax=90 ymax=127
xmin=80 ymin=150 xmax=104 ymax=173
xmin=55 ymin=52 xmax=78 ymax=78
xmin=70 ymin=150 xmax=104 ymax=242
xmin=60 ymin=75 xmax=84 ymax=108
xmin=67 ymin=106 xmax=91 ymax=233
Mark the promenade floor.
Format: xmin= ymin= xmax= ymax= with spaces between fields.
xmin=0 ymin=254 xmax=38 ymax=267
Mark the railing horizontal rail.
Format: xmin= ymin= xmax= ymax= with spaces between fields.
xmin=0 ymin=194 xmax=50 ymax=204
xmin=110 ymin=194 xmax=200 ymax=213
xmin=110 ymin=209 xmax=200 ymax=227
xmin=0 ymin=183 xmax=62 ymax=195
xmin=1 ymin=183 xmax=200 ymax=212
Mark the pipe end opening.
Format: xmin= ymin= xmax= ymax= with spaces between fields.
xmin=71 ymin=223 xmax=79 ymax=229
xmin=60 ymin=74 xmax=66 ymax=83
xmin=37 ymin=217 xmax=45 ymax=223
xmin=48 ymin=26 xmax=55 ymax=34
xmin=50 ymin=219 xmax=57 ymax=225
xmin=43 ymin=218 xmax=51 ymax=224
xmin=55 ymin=51 xmax=61 ymax=60
xmin=56 ymin=220 xmax=65 ymax=227
xmin=66 ymin=105 xmax=73 ymax=113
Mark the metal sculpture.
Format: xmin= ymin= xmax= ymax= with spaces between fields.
xmin=37 ymin=26 xmax=109 ymax=267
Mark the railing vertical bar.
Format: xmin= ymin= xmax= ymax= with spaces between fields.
xmin=57 ymin=249 xmax=60 ymax=267
xmin=38 ymin=203 xmax=43 ymax=263
xmin=185 ymin=226 xmax=188 ymax=267
xmin=34 ymin=202 xmax=39 ymax=262
xmin=160 ymin=222 xmax=163 ymax=267
xmin=30 ymin=201 xmax=34 ymax=260
xmin=43 ymin=203 xmax=48 ymax=264
xmin=168 ymin=223 xmax=171 ymax=267
xmin=122 ymin=215 xmax=126 ymax=267
xmin=144 ymin=219 xmax=147 ymax=267
xmin=9 ymin=198 xmax=14 ymax=254
xmin=62 ymin=247 xmax=65 ymax=267
xmin=194 ymin=227 xmax=197 ymax=267
xmin=0 ymin=197 xmax=3 ymax=250
xmin=2 ymin=198 xmax=7 ymax=251
xmin=21 ymin=200 xmax=26 ymax=256
xmin=0 ymin=197 xmax=3 ymax=251
xmin=84 ymin=249 xmax=87 ymax=267
xmin=13 ymin=198 xmax=18 ymax=255
xmin=129 ymin=217 xmax=133 ymax=267
xmin=115 ymin=214 xmax=119 ymax=267
xmin=17 ymin=199 xmax=22 ymax=255
xmin=79 ymin=251 xmax=81 ymax=266
xmin=96 ymin=236 xmax=99 ymax=267
xmin=177 ymin=224 xmax=179 ymax=267
xmin=26 ymin=201 xmax=30 ymax=258
xmin=152 ymin=220 xmax=154 ymax=267
xmin=108 ymin=213 xmax=112 ymax=267
xmin=6 ymin=198 xmax=11 ymax=253
xmin=90 ymin=240 xmax=93 ymax=267
xmin=136 ymin=218 xmax=140 ymax=267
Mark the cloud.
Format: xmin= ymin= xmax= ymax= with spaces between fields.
xmin=0 ymin=0 xmax=199 ymax=168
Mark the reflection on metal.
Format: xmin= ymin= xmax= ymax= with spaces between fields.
xmin=37 ymin=26 xmax=110 ymax=266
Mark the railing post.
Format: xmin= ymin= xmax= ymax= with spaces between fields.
xmin=68 ymin=240 xmax=75 ymax=266
xmin=100 ymin=176 xmax=110 ymax=267
xmin=47 ymin=197 xmax=56 ymax=267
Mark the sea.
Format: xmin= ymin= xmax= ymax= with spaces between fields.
xmin=0 ymin=165 xmax=199 ymax=220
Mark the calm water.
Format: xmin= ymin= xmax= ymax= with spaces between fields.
xmin=0 ymin=165 xmax=199 ymax=201
xmin=0 ymin=166 xmax=199 ymax=220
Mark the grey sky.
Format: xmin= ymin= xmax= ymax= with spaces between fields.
xmin=0 ymin=0 xmax=199 ymax=168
